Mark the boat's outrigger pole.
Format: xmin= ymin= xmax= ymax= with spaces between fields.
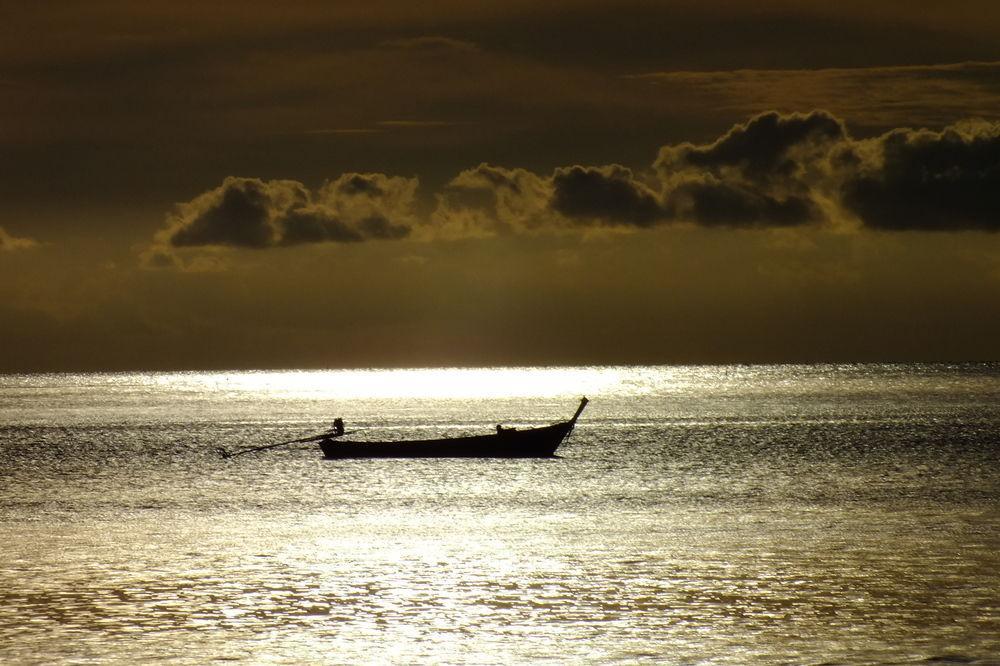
xmin=219 ymin=422 xmax=349 ymax=459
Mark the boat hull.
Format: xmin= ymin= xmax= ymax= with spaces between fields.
xmin=320 ymin=421 xmax=574 ymax=459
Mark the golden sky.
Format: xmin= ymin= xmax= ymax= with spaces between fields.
xmin=3 ymin=1 xmax=1000 ymax=370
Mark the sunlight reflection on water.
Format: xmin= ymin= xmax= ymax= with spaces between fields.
xmin=156 ymin=366 xmax=639 ymax=400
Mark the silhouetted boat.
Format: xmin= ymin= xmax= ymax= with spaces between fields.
xmin=319 ymin=397 xmax=589 ymax=459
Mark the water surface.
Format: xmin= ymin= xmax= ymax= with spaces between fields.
xmin=1 ymin=365 xmax=998 ymax=663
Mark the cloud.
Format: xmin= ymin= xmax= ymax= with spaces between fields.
xmin=0 ymin=226 xmax=38 ymax=251
xmin=432 ymin=164 xmax=554 ymax=237
xmin=550 ymin=165 xmax=666 ymax=227
xmin=434 ymin=162 xmax=673 ymax=234
xmin=656 ymin=110 xmax=847 ymax=183
xmin=166 ymin=174 xmax=414 ymax=248
xmin=143 ymin=174 xmax=416 ymax=267
xmin=665 ymin=179 xmax=818 ymax=228
xmin=653 ymin=110 xmax=848 ymax=228
xmin=841 ymin=120 xmax=1000 ymax=231
xmin=145 ymin=111 xmax=1000 ymax=265
xmin=435 ymin=112 xmax=844 ymax=232
xmin=651 ymin=111 xmax=1000 ymax=232
xmin=166 ymin=177 xmax=296 ymax=249
xmin=317 ymin=173 xmax=418 ymax=238
xmin=433 ymin=111 xmax=1000 ymax=234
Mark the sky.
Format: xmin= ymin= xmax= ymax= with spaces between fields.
xmin=3 ymin=1 xmax=1000 ymax=371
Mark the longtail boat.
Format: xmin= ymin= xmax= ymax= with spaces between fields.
xmin=319 ymin=397 xmax=588 ymax=459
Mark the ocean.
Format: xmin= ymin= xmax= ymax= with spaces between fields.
xmin=1 ymin=365 xmax=998 ymax=664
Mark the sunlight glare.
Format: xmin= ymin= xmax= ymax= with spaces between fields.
xmin=161 ymin=366 xmax=640 ymax=401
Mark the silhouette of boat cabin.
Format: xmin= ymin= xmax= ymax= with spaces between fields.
xmin=319 ymin=397 xmax=588 ymax=459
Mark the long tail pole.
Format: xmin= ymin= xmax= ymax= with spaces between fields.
xmin=219 ymin=429 xmax=350 ymax=459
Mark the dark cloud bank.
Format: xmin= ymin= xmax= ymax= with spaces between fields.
xmin=148 ymin=111 xmax=1000 ymax=261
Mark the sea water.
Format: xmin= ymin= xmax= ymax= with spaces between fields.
xmin=1 ymin=365 xmax=998 ymax=664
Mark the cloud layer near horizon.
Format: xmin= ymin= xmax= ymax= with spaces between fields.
xmin=146 ymin=110 xmax=1000 ymax=264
